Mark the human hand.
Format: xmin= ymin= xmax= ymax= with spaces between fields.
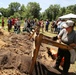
xmin=69 ymin=43 xmax=76 ymax=48
xmin=52 ymin=36 xmax=58 ymax=41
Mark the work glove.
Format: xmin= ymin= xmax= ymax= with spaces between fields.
xmin=52 ymin=36 xmax=58 ymax=41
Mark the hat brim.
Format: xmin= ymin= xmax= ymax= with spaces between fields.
xmin=62 ymin=23 xmax=69 ymax=28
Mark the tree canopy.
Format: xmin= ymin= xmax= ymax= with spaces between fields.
xmin=0 ymin=2 xmax=76 ymax=20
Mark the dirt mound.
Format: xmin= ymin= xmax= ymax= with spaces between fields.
xmin=0 ymin=28 xmax=9 ymax=36
xmin=0 ymin=29 xmax=48 ymax=75
xmin=0 ymin=29 xmax=51 ymax=75
xmin=0 ymin=29 xmax=34 ymax=74
xmin=0 ymin=29 xmax=76 ymax=75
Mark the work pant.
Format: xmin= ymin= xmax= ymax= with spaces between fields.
xmin=55 ymin=48 xmax=71 ymax=73
xmin=45 ymin=25 xmax=49 ymax=31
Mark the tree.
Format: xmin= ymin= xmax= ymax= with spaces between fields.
xmin=59 ymin=7 xmax=66 ymax=16
xmin=40 ymin=12 xmax=48 ymax=20
xmin=43 ymin=4 xmax=60 ymax=21
xmin=0 ymin=8 xmax=6 ymax=16
xmin=66 ymin=5 xmax=76 ymax=14
xmin=8 ymin=2 xmax=21 ymax=15
xmin=73 ymin=4 xmax=76 ymax=14
xmin=26 ymin=2 xmax=41 ymax=19
xmin=13 ymin=12 xmax=20 ymax=18
xmin=19 ymin=4 xmax=26 ymax=19
xmin=0 ymin=8 xmax=10 ymax=17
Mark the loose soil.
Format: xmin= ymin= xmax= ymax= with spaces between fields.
xmin=0 ymin=29 xmax=76 ymax=75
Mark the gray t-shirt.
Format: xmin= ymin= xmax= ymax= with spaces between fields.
xmin=58 ymin=29 xmax=76 ymax=45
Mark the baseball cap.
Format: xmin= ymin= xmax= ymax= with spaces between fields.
xmin=62 ymin=20 xmax=74 ymax=28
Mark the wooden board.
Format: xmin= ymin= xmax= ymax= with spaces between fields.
xmin=29 ymin=33 xmax=73 ymax=75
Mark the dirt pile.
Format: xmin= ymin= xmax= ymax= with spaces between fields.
xmin=0 ymin=29 xmax=76 ymax=75
xmin=0 ymin=29 xmax=34 ymax=75
xmin=0 ymin=29 xmax=51 ymax=75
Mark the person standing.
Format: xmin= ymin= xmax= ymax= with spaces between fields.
xmin=45 ymin=19 xmax=50 ymax=32
xmin=2 ymin=17 xmax=5 ymax=29
xmin=7 ymin=17 xmax=12 ymax=32
xmin=16 ymin=18 xmax=21 ymax=34
xmin=40 ymin=19 xmax=44 ymax=33
xmin=23 ymin=19 xmax=28 ymax=32
xmin=52 ymin=20 xmax=76 ymax=75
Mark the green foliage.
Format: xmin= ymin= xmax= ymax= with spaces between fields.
xmin=9 ymin=2 xmax=21 ymax=12
xmin=13 ymin=12 xmax=20 ymax=18
xmin=20 ymin=4 xmax=26 ymax=12
xmin=44 ymin=4 xmax=60 ymax=21
xmin=19 ymin=4 xmax=26 ymax=19
xmin=59 ymin=7 xmax=66 ymax=16
xmin=26 ymin=2 xmax=41 ymax=19
xmin=0 ymin=2 xmax=76 ymax=20
xmin=7 ymin=2 xmax=21 ymax=16
xmin=0 ymin=8 xmax=10 ymax=17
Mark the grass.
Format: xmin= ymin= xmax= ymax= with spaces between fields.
xmin=40 ymin=24 xmax=57 ymax=37
xmin=40 ymin=30 xmax=57 ymax=37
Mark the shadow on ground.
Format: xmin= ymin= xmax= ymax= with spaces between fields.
xmin=32 ymin=61 xmax=76 ymax=75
